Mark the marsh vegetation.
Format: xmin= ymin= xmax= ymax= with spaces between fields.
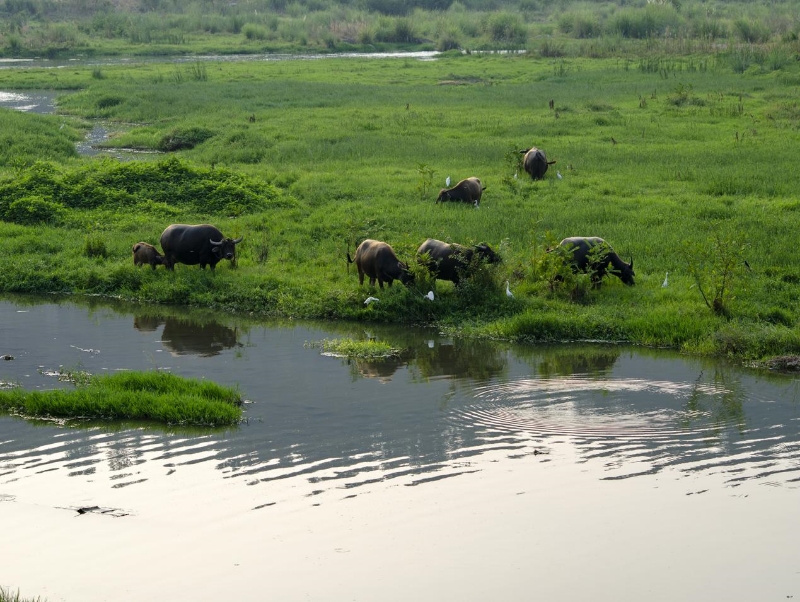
xmin=0 ymin=371 xmax=244 ymax=426
xmin=0 ymin=40 xmax=799 ymax=362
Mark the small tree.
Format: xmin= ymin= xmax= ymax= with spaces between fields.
xmin=680 ymin=222 xmax=749 ymax=317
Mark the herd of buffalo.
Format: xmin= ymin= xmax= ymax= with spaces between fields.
xmin=133 ymin=146 xmax=635 ymax=292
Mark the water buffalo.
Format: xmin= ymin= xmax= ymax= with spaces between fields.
xmin=347 ymin=239 xmax=413 ymax=289
xmin=132 ymin=242 xmax=163 ymax=270
xmin=417 ymin=238 xmax=501 ymax=285
xmin=436 ymin=177 xmax=485 ymax=206
xmin=555 ymin=236 xmax=635 ymax=286
xmin=520 ymin=147 xmax=556 ymax=180
xmin=160 ymin=224 xmax=243 ymax=271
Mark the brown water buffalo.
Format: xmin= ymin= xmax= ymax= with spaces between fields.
xmin=132 ymin=242 xmax=163 ymax=270
xmin=436 ymin=177 xmax=485 ymax=206
xmin=417 ymin=238 xmax=501 ymax=285
xmin=160 ymin=224 xmax=243 ymax=271
xmin=347 ymin=239 xmax=413 ymax=289
xmin=555 ymin=236 xmax=635 ymax=286
xmin=521 ymin=147 xmax=556 ymax=180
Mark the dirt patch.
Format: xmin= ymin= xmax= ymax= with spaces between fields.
xmin=758 ymin=355 xmax=800 ymax=372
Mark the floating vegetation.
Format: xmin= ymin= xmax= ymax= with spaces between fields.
xmin=306 ymin=337 xmax=402 ymax=359
xmin=0 ymin=371 xmax=243 ymax=427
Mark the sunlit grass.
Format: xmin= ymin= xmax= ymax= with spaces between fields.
xmin=0 ymin=53 xmax=799 ymax=360
xmin=0 ymin=371 xmax=243 ymax=426
xmin=307 ymin=338 xmax=402 ymax=359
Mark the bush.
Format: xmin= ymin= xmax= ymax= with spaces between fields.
xmin=487 ymin=12 xmax=527 ymax=45
xmin=158 ymin=127 xmax=215 ymax=152
xmin=5 ymin=196 xmax=66 ymax=225
xmin=84 ymin=234 xmax=108 ymax=259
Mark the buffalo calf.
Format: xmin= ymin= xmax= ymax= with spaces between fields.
xmin=132 ymin=242 xmax=164 ymax=270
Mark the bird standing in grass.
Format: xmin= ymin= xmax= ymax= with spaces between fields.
xmin=662 ymin=272 xmax=669 ymax=288
xmin=506 ymin=281 xmax=514 ymax=298
xmin=425 ymin=290 xmax=435 ymax=301
xmin=445 ymin=176 xmax=451 ymax=187
xmin=364 ymin=297 xmax=379 ymax=305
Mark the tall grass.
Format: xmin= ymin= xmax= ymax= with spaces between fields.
xmin=2 ymin=0 xmax=800 ymax=57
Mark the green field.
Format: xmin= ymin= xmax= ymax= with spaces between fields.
xmin=1 ymin=50 xmax=799 ymax=361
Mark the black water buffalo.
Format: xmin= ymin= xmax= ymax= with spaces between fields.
xmin=520 ymin=147 xmax=556 ymax=180
xmin=160 ymin=224 xmax=243 ymax=271
xmin=347 ymin=239 xmax=413 ymax=289
xmin=132 ymin=242 xmax=163 ymax=270
xmin=555 ymin=236 xmax=635 ymax=286
xmin=436 ymin=177 xmax=485 ymax=206
xmin=417 ymin=238 xmax=501 ymax=285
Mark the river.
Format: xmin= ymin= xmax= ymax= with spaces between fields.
xmin=0 ymin=295 xmax=798 ymax=601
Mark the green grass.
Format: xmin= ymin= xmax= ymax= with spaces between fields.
xmin=0 ymin=371 xmax=243 ymax=426
xmin=0 ymin=52 xmax=799 ymax=361
xmin=0 ymin=587 xmax=45 ymax=602
xmin=308 ymin=337 xmax=402 ymax=359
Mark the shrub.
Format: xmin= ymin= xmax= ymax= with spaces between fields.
xmin=84 ymin=234 xmax=109 ymax=259
xmin=487 ymin=12 xmax=527 ymax=45
xmin=158 ymin=127 xmax=215 ymax=152
xmin=5 ymin=196 xmax=66 ymax=225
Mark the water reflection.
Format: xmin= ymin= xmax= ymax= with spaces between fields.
xmin=131 ymin=314 xmax=242 ymax=357
xmin=1 ymin=295 xmax=800 ymax=505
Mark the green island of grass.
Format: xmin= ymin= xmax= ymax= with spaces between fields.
xmin=0 ymin=371 xmax=243 ymax=427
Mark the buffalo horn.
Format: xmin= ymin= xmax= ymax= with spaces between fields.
xmin=210 ymin=239 xmax=223 ymax=246
xmin=232 ymin=236 xmax=243 ymax=244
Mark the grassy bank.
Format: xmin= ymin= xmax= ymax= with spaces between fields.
xmin=0 ymin=53 xmax=799 ymax=361
xmin=0 ymin=371 xmax=243 ymax=426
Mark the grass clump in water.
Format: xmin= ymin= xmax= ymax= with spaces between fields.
xmin=308 ymin=337 xmax=401 ymax=359
xmin=0 ymin=371 xmax=243 ymax=427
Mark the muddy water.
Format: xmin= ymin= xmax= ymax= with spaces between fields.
xmin=1 ymin=295 xmax=799 ymax=601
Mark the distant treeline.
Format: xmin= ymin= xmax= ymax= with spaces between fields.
xmin=1 ymin=0 xmax=799 ymax=56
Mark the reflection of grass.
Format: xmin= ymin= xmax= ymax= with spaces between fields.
xmin=0 ymin=586 xmax=45 ymax=602
xmin=0 ymin=371 xmax=242 ymax=427
xmin=308 ymin=338 xmax=401 ymax=359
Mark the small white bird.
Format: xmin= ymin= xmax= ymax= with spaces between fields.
xmin=662 ymin=272 xmax=669 ymax=288
xmin=514 ymin=172 xmax=518 ymax=179
xmin=425 ymin=290 xmax=435 ymax=301
xmin=445 ymin=176 xmax=451 ymax=187
xmin=364 ymin=297 xmax=380 ymax=305
xmin=557 ymin=171 xmax=563 ymax=179
xmin=506 ymin=281 xmax=514 ymax=298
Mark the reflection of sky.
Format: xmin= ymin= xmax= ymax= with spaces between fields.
xmin=1 ymin=298 xmax=799 ymax=504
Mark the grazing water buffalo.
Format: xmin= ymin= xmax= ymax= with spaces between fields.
xmin=520 ymin=147 xmax=556 ymax=180
xmin=436 ymin=177 xmax=485 ymax=206
xmin=556 ymin=236 xmax=635 ymax=286
xmin=132 ymin=242 xmax=164 ymax=270
xmin=160 ymin=224 xmax=243 ymax=271
xmin=347 ymin=239 xmax=413 ymax=289
xmin=417 ymin=238 xmax=501 ymax=285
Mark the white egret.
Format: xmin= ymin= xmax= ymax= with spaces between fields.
xmin=445 ymin=176 xmax=451 ymax=187
xmin=506 ymin=281 xmax=514 ymax=298
xmin=364 ymin=297 xmax=380 ymax=305
xmin=425 ymin=290 xmax=435 ymax=301
xmin=557 ymin=171 xmax=563 ymax=179
xmin=662 ymin=272 xmax=669 ymax=288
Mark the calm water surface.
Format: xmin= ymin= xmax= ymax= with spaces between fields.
xmin=1 ymin=295 xmax=799 ymax=601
